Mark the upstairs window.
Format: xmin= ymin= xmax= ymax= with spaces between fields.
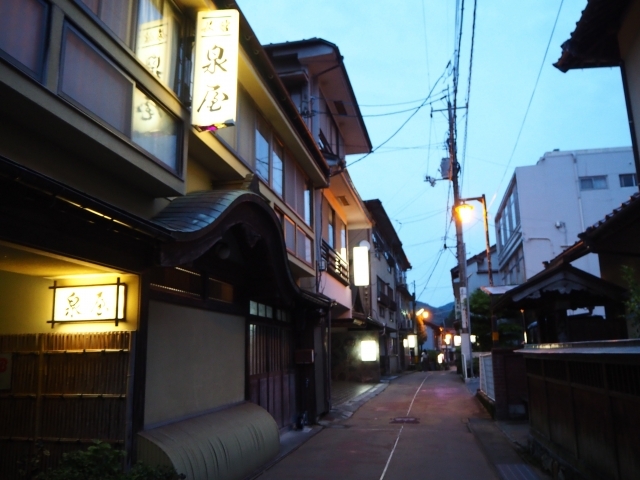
xmin=255 ymin=114 xmax=270 ymax=181
xmin=283 ymin=150 xmax=312 ymax=226
xmin=0 ymin=0 xmax=49 ymax=79
xmin=78 ymin=0 xmax=182 ymax=94
xmin=255 ymin=113 xmax=286 ymax=198
xmin=619 ymin=173 xmax=638 ymax=188
xmin=272 ymin=139 xmax=284 ymax=197
xmin=80 ymin=0 xmax=133 ymax=44
xmin=60 ymin=25 xmax=181 ymax=172
xmin=579 ymin=175 xmax=607 ymax=190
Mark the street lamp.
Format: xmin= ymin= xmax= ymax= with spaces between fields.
xmin=454 ymin=194 xmax=493 ymax=287
xmin=454 ymin=193 xmax=495 ymax=364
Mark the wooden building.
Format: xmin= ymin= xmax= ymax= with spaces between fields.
xmin=0 ymin=1 xmax=362 ymax=478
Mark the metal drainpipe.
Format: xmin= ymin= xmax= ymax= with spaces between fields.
xmin=572 ymin=152 xmax=586 ymax=232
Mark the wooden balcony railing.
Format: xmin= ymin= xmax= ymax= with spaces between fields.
xmin=321 ymin=240 xmax=349 ymax=285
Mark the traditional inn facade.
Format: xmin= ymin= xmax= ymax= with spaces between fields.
xmin=0 ymin=1 xmax=377 ymax=479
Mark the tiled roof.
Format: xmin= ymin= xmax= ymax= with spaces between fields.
xmin=580 ymin=192 xmax=640 ymax=238
xmin=152 ymin=190 xmax=253 ymax=233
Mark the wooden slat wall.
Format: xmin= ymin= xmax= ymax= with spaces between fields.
xmin=525 ymin=356 xmax=640 ymax=480
xmin=247 ymin=324 xmax=294 ymax=429
xmin=0 ymin=332 xmax=132 ymax=480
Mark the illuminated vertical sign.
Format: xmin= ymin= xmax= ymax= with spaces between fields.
xmin=192 ymin=9 xmax=239 ymax=131
xmin=353 ymin=246 xmax=370 ymax=286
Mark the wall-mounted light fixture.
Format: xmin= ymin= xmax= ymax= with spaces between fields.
xmin=444 ymin=333 xmax=452 ymax=345
xmin=454 ymin=335 xmax=462 ymax=347
xmin=360 ymin=340 xmax=378 ymax=361
xmin=48 ymin=279 xmax=126 ymax=327
xmin=402 ymin=338 xmax=408 ymax=348
xmin=407 ymin=334 xmax=417 ymax=349
xmin=470 ymin=334 xmax=477 ymax=343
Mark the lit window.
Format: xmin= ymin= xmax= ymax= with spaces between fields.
xmin=80 ymin=0 xmax=182 ymax=94
xmin=135 ymin=0 xmax=180 ymax=91
xmin=60 ymin=26 xmax=181 ymax=172
xmin=619 ymin=173 xmax=638 ymax=188
xmin=579 ymin=176 xmax=607 ymax=190
xmin=132 ymin=88 xmax=179 ymax=170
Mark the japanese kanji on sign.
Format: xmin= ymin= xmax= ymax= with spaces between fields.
xmin=192 ymin=9 xmax=239 ymax=131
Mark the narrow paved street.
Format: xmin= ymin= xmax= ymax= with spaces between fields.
xmin=257 ymin=371 xmax=499 ymax=480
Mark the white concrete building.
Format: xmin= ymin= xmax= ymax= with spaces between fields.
xmin=496 ymin=147 xmax=637 ymax=285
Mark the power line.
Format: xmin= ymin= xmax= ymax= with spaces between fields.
xmin=347 ymin=66 xmax=450 ymax=168
xmin=459 ymin=0 xmax=478 ymax=193
xmin=490 ymin=0 xmax=565 ymax=208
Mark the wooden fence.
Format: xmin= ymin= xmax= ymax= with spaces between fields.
xmin=521 ymin=341 xmax=640 ymax=480
xmin=0 ymin=332 xmax=133 ymax=479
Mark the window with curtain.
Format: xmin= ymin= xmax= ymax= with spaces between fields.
xmin=131 ymin=88 xmax=179 ymax=170
xmin=79 ymin=0 xmax=182 ymax=94
xmin=60 ymin=24 xmax=181 ymax=173
xmin=135 ymin=0 xmax=180 ymax=91
xmin=0 ymin=0 xmax=49 ymax=78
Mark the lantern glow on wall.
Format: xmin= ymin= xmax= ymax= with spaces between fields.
xmin=360 ymin=340 xmax=378 ymax=361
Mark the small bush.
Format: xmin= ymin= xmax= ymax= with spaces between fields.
xmin=36 ymin=441 xmax=185 ymax=480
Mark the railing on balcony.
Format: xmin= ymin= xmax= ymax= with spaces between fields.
xmin=321 ymin=240 xmax=349 ymax=285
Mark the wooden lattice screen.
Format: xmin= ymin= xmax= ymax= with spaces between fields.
xmin=248 ymin=324 xmax=295 ymax=430
xmin=0 ymin=332 xmax=134 ymax=479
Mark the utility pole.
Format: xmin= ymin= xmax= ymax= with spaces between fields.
xmin=447 ymin=99 xmax=473 ymax=379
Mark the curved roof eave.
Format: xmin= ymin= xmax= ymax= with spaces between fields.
xmin=151 ymin=189 xmax=331 ymax=308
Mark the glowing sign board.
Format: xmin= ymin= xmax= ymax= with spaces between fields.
xmin=192 ymin=9 xmax=239 ymax=131
xmin=50 ymin=282 xmax=126 ymax=326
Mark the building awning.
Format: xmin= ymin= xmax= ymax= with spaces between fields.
xmin=137 ymin=402 xmax=279 ymax=480
xmin=494 ymin=263 xmax=627 ymax=311
xmin=481 ymin=285 xmax=518 ymax=296
xmin=0 ymin=154 xmax=170 ymax=272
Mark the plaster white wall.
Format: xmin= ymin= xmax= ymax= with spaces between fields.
xmin=499 ymin=148 xmax=635 ymax=282
xmin=144 ymin=301 xmax=245 ymax=428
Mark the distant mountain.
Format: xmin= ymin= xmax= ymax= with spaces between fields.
xmin=416 ymin=301 xmax=454 ymax=327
